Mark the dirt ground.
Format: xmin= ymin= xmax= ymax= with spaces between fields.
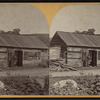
xmin=0 ymin=67 xmax=49 ymax=77
xmin=50 ymin=68 xmax=100 ymax=86
xmin=51 ymin=68 xmax=100 ymax=77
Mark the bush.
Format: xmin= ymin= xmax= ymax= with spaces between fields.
xmin=43 ymin=75 xmax=49 ymax=95
xmin=0 ymin=75 xmax=49 ymax=95
xmin=50 ymin=75 xmax=100 ymax=95
xmin=86 ymin=75 xmax=100 ymax=95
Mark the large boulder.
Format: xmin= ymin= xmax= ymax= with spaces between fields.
xmin=53 ymin=79 xmax=78 ymax=89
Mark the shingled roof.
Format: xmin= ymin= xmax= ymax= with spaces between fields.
xmin=50 ymin=31 xmax=100 ymax=48
xmin=0 ymin=33 xmax=48 ymax=49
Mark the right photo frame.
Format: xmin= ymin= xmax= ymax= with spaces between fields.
xmin=50 ymin=4 xmax=100 ymax=96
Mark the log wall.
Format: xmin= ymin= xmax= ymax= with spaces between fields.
xmin=23 ymin=49 xmax=48 ymax=67
xmin=0 ymin=48 xmax=7 ymax=68
xmin=50 ymin=46 xmax=61 ymax=60
xmin=67 ymin=47 xmax=82 ymax=67
xmin=0 ymin=47 xmax=48 ymax=68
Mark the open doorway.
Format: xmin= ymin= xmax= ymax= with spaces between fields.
xmin=15 ymin=50 xmax=23 ymax=67
xmin=8 ymin=50 xmax=23 ymax=67
xmin=88 ymin=50 xmax=97 ymax=66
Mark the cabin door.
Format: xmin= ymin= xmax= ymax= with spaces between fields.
xmin=89 ymin=50 xmax=97 ymax=66
xmin=15 ymin=51 xmax=23 ymax=67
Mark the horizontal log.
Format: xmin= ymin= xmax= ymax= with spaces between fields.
xmin=0 ymin=51 xmax=7 ymax=53
xmin=67 ymin=57 xmax=81 ymax=59
xmin=67 ymin=51 xmax=81 ymax=53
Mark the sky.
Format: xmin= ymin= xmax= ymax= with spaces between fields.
xmin=0 ymin=4 xmax=49 ymax=34
xmin=0 ymin=4 xmax=100 ymax=37
xmin=50 ymin=4 xmax=100 ymax=37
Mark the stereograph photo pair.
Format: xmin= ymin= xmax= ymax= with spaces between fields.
xmin=0 ymin=3 xmax=99 ymax=96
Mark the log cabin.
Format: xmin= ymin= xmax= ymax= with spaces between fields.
xmin=50 ymin=31 xmax=100 ymax=67
xmin=0 ymin=33 xmax=48 ymax=68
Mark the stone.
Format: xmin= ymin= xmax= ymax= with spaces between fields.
xmin=53 ymin=79 xmax=78 ymax=89
xmin=0 ymin=81 xmax=5 ymax=90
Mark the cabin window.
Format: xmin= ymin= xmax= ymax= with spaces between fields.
xmin=24 ymin=51 xmax=41 ymax=60
xmin=98 ymin=51 xmax=100 ymax=60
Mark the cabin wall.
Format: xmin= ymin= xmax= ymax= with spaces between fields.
xmin=50 ymin=43 xmax=67 ymax=60
xmin=50 ymin=46 xmax=61 ymax=60
xmin=96 ymin=49 xmax=100 ymax=66
xmin=67 ymin=47 xmax=100 ymax=67
xmin=50 ymin=33 xmax=67 ymax=60
xmin=0 ymin=48 xmax=7 ymax=68
xmin=50 ymin=46 xmax=100 ymax=67
xmin=67 ymin=47 xmax=83 ymax=67
xmin=41 ymin=50 xmax=48 ymax=60
xmin=50 ymin=43 xmax=100 ymax=67
xmin=0 ymin=48 xmax=20 ymax=68
xmin=23 ymin=49 xmax=48 ymax=67
xmin=50 ymin=46 xmax=82 ymax=67
xmin=0 ymin=47 xmax=48 ymax=68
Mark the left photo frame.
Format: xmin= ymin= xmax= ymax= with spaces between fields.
xmin=0 ymin=4 xmax=49 ymax=96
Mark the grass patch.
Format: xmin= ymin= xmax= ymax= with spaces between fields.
xmin=76 ymin=66 xmax=100 ymax=71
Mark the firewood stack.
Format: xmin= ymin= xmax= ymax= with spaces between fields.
xmin=50 ymin=59 xmax=77 ymax=72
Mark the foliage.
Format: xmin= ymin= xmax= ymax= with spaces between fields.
xmin=0 ymin=75 xmax=49 ymax=95
xmin=43 ymin=75 xmax=49 ymax=95
xmin=50 ymin=74 xmax=100 ymax=95
xmin=75 ymin=28 xmax=95 ymax=35
xmin=13 ymin=28 xmax=20 ymax=34
xmin=86 ymin=75 xmax=100 ymax=95
xmin=0 ymin=28 xmax=20 ymax=35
